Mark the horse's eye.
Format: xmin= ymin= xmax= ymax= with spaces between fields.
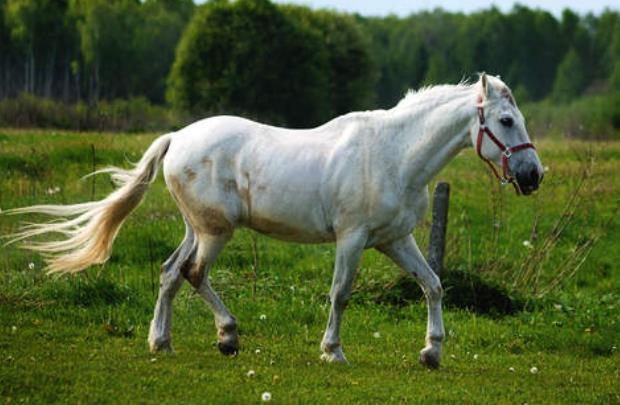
xmin=500 ymin=117 xmax=514 ymax=128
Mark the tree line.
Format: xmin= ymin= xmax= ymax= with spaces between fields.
xmin=1 ymin=0 xmax=619 ymax=129
xmin=0 ymin=0 xmax=194 ymax=103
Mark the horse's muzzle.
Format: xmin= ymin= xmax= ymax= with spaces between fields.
xmin=515 ymin=163 xmax=544 ymax=195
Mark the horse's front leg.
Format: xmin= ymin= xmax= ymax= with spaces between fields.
xmin=377 ymin=234 xmax=445 ymax=369
xmin=320 ymin=230 xmax=367 ymax=363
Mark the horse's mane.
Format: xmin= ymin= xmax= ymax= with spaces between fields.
xmin=395 ymin=78 xmax=474 ymax=110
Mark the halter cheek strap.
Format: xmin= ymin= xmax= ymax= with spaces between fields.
xmin=475 ymin=105 xmax=536 ymax=195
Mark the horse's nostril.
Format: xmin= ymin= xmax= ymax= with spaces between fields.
xmin=530 ymin=168 xmax=539 ymax=185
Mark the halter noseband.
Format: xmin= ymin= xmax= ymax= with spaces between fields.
xmin=475 ymin=103 xmax=535 ymax=195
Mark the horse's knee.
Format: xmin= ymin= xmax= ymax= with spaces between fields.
xmin=158 ymin=270 xmax=180 ymax=296
xmin=425 ymin=276 xmax=443 ymax=302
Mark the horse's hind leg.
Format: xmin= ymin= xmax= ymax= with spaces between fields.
xmin=184 ymin=232 xmax=239 ymax=356
xmin=149 ymin=221 xmax=195 ymax=352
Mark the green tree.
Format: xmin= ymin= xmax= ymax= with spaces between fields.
xmin=282 ymin=6 xmax=377 ymax=117
xmin=131 ymin=0 xmax=194 ymax=103
xmin=609 ymin=20 xmax=620 ymax=90
xmin=503 ymin=6 xmax=564 ymax=100
xmin=4 ymin=0 xmax=70 ymax=95
xmin=591 ymin=11 xmax=619 ymax=81
xmin=167 ymin=0 xmax=330 ymax=127
xmin=0 ymin=0 xmax=14 ymax=98
xmin=69 ymin=0 xmax=140 ymax=100
xmin=552 ymin=48 xmax=586 ymax=102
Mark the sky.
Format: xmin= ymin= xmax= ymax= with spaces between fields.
xmin=263 ymin=0 xmax=619 ymax=17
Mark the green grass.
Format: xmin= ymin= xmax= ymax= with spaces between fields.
xmin=1 ymin=129 xmax=619 ymax=403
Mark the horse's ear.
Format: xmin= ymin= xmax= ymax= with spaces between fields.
xmin=479 ymin=72 xmax=498 ymax=101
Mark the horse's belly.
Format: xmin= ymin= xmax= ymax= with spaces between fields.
xmin=244 ymin=190 xmax=334 ymax=243
xmin=249 ymin=219 xmax=335 ymax=243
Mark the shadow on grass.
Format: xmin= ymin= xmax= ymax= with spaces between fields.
xmin=359 ymin=269 xmax=526 ymax=317
xmin=41 ymin=277 xmax=137 ymax=308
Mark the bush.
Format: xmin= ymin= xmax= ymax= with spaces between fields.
xmin=521 ymin=91 xmax=620 ymax=139
xmin=167 ymin=0 xmax=376 ymax=128
xmin=0 ymin=94 xmax=191 ymax=132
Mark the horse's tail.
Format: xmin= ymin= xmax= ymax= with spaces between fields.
xmin=4 ymin=134 xmax=172 ymax=274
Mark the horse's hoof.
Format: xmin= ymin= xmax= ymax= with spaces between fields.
xmin=320 ymin=347 xmax=348 ymax=364
xmin=149 ymin=338 xmax=173 ymax=353
xmin=218 ymin=342 xmax=239 ymax=357
xmin=419 ymin=346 xmax=441 ymax=369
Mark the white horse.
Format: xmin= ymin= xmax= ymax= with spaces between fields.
xmin=5 ymin=73 xmax=543 ymax=368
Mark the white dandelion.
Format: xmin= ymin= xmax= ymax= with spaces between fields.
xmin=259 ymin=314 xmax=267 ymax=321
xmin=522 ymin=240 xmax=533 ymax=249
xmin=530 ymin=366 xmax=539 ymax=374
xmin=28 ymin=262 xmax=35 ymax=270
xmin=261 ymin=392 xmax=271 ymax=402
xmin=247 ymin=369 xmax=256 ymax=378
xmin=372 ymin=332 xmax=381 ymax=339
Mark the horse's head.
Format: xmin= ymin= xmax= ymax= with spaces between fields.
xmin=470 ymin=73 xmax=544 ymax=195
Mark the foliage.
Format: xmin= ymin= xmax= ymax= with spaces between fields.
xmin=281 ymin=5 xmax=377 ymax=117
xmin=0 ymin=131 xmax=618 ymax=402
xmin=609 ymin=17 xmax=620 ymax=90
xmin=168 ymin=0 xmax=376 ymax=127
xmin=0 ymin=0 xmax=193 ymax=102
xmin=522 ymin=92 xmax=620 ymax=139
xmin=0 ymin=93 xmax=192 ymax=132
xmin=552 ymin=48 xmax=586 ymax=102
xmin=1 ymin=2 xmax=620 ymax=131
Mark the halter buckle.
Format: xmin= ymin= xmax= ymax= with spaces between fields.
xmin=503 ymin=148 xmax=512 ymax=159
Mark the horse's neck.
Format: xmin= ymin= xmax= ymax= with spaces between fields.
xmin=387 ymin=86 xmax=476 ymax=190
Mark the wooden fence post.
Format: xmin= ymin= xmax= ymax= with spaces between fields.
xmin=428 ymin=182 xmax=450 ymax=276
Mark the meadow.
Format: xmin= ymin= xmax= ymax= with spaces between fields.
xmin=0 ymin=129 xmax=618 ymax=403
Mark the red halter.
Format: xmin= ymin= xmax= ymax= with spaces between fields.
xmin=475 ymin=104 xmax=536 ymax=194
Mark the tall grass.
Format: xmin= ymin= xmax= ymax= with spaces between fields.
xmin=1 ymin=91 xmax=619 ymax=139
xmin=522 ymin=92 xmax=620 ymax=139
xmin=0 ymin=94 xmax=194 ymax=133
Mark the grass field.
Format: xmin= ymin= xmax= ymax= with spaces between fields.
xmin=1 ymin=129 xmax=619 ymax=403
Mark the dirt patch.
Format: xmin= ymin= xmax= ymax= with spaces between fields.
xmin=200 ymin=207 xmax=233 ymax=235
xmin=250 ymin=215 xmax=301 ymax=237
xmin=183 ymin=166 xmax=197 ymax=181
